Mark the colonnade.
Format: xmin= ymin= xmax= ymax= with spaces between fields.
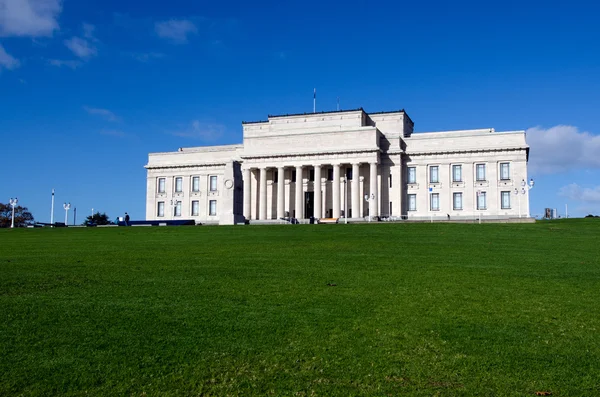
xmin=242 ymin=162 xmax=378 ymax=221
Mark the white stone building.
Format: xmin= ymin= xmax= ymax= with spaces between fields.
xmin=145 ymin=108 xmax=531 ymax=225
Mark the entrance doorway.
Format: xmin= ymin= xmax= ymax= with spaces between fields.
xmin=304 ymin=192 xmax=314 ymax=218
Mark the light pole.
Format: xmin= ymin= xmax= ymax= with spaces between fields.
xmin=9 ymin=197 xmax=18 ymax=228
xmin=342 ymin=176 xmax=348 ymax=224
xmin=514 ymin=178 xmax=535 ymax=218
xmin=63 ymin=203 xmax=71 ymax=225
xmin=364 ymin=193 xmax=375 ymax=222
xmin=50 ymin=189 xmax=55 ymax=226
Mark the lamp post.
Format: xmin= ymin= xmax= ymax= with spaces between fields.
xmin=514 ymin=178 xmax=535 ymax=218
xmin=63 ymin=203 xmax=71 ymax=225
xmin=9 ymin=197 xmax=18 ymax=228
xmin=50 ymin=189 xmax=55 ymax=226
xmin=364 ymin=193 xmax=375 ymax=222
xmin=342 ymin=176 xmax=348 ymax=224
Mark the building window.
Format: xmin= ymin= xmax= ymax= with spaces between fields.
xmin=407 ymin=167 xmax=416 ymax=184
xmin=292 ymin=170 xmax=297 ymax=182
xmin=174 ymin=177 xmax=183 ymax=193
xmin=430 ymin=193 xmax=440 ymax=211
xmin=500 ymin=163 xmax=510 ymax=180
xmin=209 ymin=176 xmax=217 ymax=191
xmin=309 ymin=169 xmax=315 ymax=182
xmin=346 ymin=167 xmax=353 ymax=180
xmin=327 ymin=169 xmax=333 ymax=181
xmin=477 ymin=192 xmax=487 ymax=210
xmin=274 ymin=170 xmax=278 ymax=183
xmin=192 ymin=176 xmax=200 ymax=192
xmin=389 ymin=201 xmax=392 ymax=215
xmin=191 ymin=200 xmax=199 ymax=216
xmin=157 ymin=201 xmax=165 ymax=217
xmin=157 ymin=178 xmax=166 ymax=193
xmin=174 ymin=201 xmax=182 ymax=216
xmin=209 ymin=200 xmax=217 ymax=216
xmin=476 ymin=164 xmax=486 ymax=181
xmin=452 ymin=165 xmax=462 ymax=182
xmin=453 ymin=192 xmax=463 ymax=210
xmin=389 ymin=174 xmax=392 ymax=188
xmin=501 ymin=191 xmax=511 ymax=209
xmin=408 ymin=194 xmax=417 ymax=211
xmin=429 ymin=166 xmax=439 ymax=184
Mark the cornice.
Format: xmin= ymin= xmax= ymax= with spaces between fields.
xmin=145 ymin=162 xmax=227 ymax=170
xmin=406 ymin=147 xmax=528 ymax=157
xmin=240 ymin=148 xmax=379 ymax=161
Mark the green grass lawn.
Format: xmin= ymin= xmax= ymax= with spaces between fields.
xmin=1 ymin=220 xmax=599 ymax=396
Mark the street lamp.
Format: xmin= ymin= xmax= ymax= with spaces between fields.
xmin=364 ymin=193 xmax=375 ymax=222
xmin=342 ymin=176 xmax=348 ymax=224
xmin=514 ymin=178 xmax=535 ymax=218
xmin=63 ymin=203 xmax=71 ymax=225
xmin=9 ymin=197 xmax=18 ymax=228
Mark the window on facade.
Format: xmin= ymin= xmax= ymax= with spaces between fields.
xmin=501 ymin=191 xmax=511 ymax=209
xmin=209 ymin=200 xmax=217 ymax=216
xmin=477 ymin=192 xmax=487 ymax=210
xmin=429 ymin=166 xmax=439 ymax=184
xmin=192 ymin=176 xmax=200 ymax=192
xmin=174 ymin=201 xmax=182 ymax=216
xmin=430 ymin=193 xmax=440 ymax=211
xmin=157 ymin=201 xmax=165 ymax=217
xmin=500 ymin=163 xmax=510 ymax=180
xmin=346 ymin=167 xmax=353 ymax=180
xmin=452 ymin=165 xmax=462 ymax=182
xmin=408 ymin=194 xmax=417 ymax=211
xmin=209 ymin=176 xmax=217 ymax=191
xmin=158 ymin=178 xmax=166 ymax=193
xmin=453 ymin=192 xmax=463 ymax=210
xmin=191 ymin=200 xmax=199 ymax=216
xmin=175 ymin=177 xmax=183 ymax=193
xmin=309 ymin=169 xmax=315 ymax=182
xmin=476 ymin=164 xmax=486 ymax=181
xmin=389 ymin=201 xmax=392 ymax=215
xmin=389 ymin=174 xmax=393 ymax=188
xmin=407 ymin=167 xmax=416 ymax=184
xmin=327 ymin=169 xmax=333 ymax=181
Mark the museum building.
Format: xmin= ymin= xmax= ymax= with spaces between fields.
xmin=145 ymin=108 xmax=531 ymax=225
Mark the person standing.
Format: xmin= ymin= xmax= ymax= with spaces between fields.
xmin=124 ymin=212 xmax=130 ymax=226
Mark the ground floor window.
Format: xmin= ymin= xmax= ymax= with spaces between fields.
xmin=157 ymin=201 xmax=164 ymax=217
xmin=408 ymin=194 xmax=416 ymax=211
xmin=430 ymin=193 xmax=440 ymax=211
xmin=209 ymin=200 xmax=217 ymax=216
xmin=191 ymin=200 xmax=199 ymax=216
xmin=477 ymin=192 xmax=487 ymax=210
xmin=453 ymin=192 xmax=463 ymax=210
xmin=501 ymin=191 xmax=511 ymax=209
xmin=174 ymin=201 xmax=182 ymax=216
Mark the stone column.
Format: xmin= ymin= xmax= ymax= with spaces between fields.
xmin=259 ymin=167 xmax=267 ymax=220
xmin=333 ymin=164 xmax=341 ymax=218
xmin=359 ymin=176 xmax=365 ymax=217
xmin=277 ymin=166 xmax=285 ymax=219
xmin=352 ymin=163 xmax=360 ymax=218
xmin=243 ymin=168 xmax=251 ymax=220
xmin=314 ymin=165 xmax=322 ymax=219
xmin=295 ymin=166 xmax=303 ymax=219
xmin=369 ymin=162 xmax=378 ymax=218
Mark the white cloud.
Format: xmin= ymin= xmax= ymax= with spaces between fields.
xmin=170 ymin=120 xmax=224 ymax=141
xmin=526 ymin=125 xmax=600 ymax=175
xmin=48 ymin=58 xmax=81 ymax=69
xmin=559 ymin=183 xmax=600 ymax=203
xmin=84 ymin=106 xmax=120 ymax=122
xmin=155 ymin=19 xmax=197 ymax=43
xmin=64 ymin=36 xmax=96 ymax=59
xmin=0 ymin=43 xmax=19 ymax=70
xmin=0 ymin=0 xmax=61 ymax=37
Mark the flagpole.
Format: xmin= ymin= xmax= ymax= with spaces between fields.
xmin=50 ymin=189 xmax=55 ymax=226
xmin=313 ymin=88 xmax=316 ymax=113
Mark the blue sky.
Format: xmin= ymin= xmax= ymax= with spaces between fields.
xmin=1 ymin=0 xmax=599 ymax=222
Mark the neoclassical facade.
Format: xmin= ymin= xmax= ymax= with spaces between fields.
xmin=145 ymin=109 xmax=531 ymax=225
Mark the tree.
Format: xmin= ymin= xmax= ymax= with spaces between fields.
xmin=0 ymin=203 xmax=34 ymax=228
xmin=83 ymin=212 xmax=112 ymax=226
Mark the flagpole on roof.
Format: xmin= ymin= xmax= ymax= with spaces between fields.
xmin=313 ymin=88 xmax=316 ymax=113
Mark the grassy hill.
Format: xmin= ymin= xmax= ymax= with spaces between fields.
xmin=1 ymin=220 xmax=599 ymax=396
